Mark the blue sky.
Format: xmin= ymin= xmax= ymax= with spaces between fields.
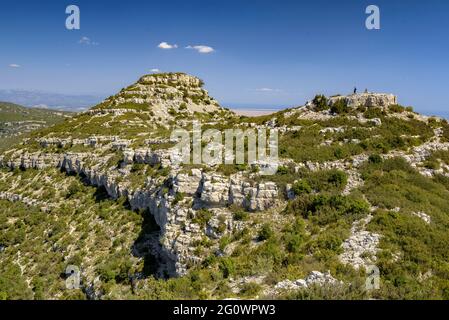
xmin=0 ymin=0 xmax=448 ymax=115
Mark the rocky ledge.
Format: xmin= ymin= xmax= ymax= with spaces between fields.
xmin=0 ymin=150 xmax=279 ymax=277
xmin=328 ymin=93 xmax=397 ymax=108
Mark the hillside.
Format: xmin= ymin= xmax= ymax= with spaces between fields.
xmin=0 ymin=102 xmax=72 ymax=152
xmin=1 ymin=73 xmax=449 ymax=300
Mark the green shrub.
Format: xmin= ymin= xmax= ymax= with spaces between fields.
xmin=193 ymin=209 xmax=213 ymax=227
xmin=286 ymin=194 xmax=369 ymax=226
xmin=219 ymin=258 xmax=235 ymax=278
xmin=219 ymin=236 xmax=232 ymax=251
xmin=173 ymin=192 xmax=185 ymax=204
xmin=276 ymin=166 xmax=289 ymax=175
xmin=258 ymin=223 xmax=274 ymax=241
xmin=215 ymin=215 xmax=227 ymax=234
xmin=239 ymin=282 xmax=262 ymax=297
xmin=368 ymin=154 xmax=383 ymax=164
xmin=283 ymin=218 xmax=306 ymax=254
xmin=66 ymin=181 xmax=82 ymax=199
xmin=330 ymin=99 xmax=348 ymax=114
xmin=423 ymin=160 xmax=440 ymax=170
xmin=233 ymin=210 xmax=249 ymax=221
xmin=333 ymin=147 xmax=347 ymax=159
xmin=131 ymin=163 xmax=145 ymax=173
xmin=291 ymin=179 xmax=312 ymax=195
xmin=312 ymin=95 xmax=329 ymax=111
xmin=328 ymin=171 xmax=348 ymax=188
xmin=364 ymin=107 xmax=385 ymax=119
xmin=389 ymin=104 xmax=406 ymax=113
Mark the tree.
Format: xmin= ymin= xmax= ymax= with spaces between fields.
xmin=312 ymin=95 xmax=329 ymax=111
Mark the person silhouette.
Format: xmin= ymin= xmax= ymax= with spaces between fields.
xmin=354 ymin=87 xmax=357 ymax=94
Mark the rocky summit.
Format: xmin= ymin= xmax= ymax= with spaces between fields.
xmin=1 ymin=73 xmax=449 ymax=300
xmin=327 ymin=93 xmax=397 ymax=108
xmin=92 ymin=73 xmax=222 ymax=119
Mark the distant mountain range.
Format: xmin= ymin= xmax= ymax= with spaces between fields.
xmin=0 ymin=89 xmax=105 ymax=112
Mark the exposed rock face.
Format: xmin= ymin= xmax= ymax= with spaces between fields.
xmin=200 ymin=173 xmax=229 ymax=206
xmin=273 ymin=271 xmax=341 ymax=292
xmin=127 ymin=171 xmax=278 ymax=275
xmin=0 ymin=152 xmax=61 ymax=170
xmin=0 ymin=191 xmax=52 ymax=211
xmin=328 ymin=93 xmax=397 ymax=108
xmin=125 ymin=148 xmax=172 ymax=168
xmin=384 ymin=128 xmax=449 ymax=177
xmin=38 ymin=136 xmax=126 ymax=149
xmin=0 ymin=149 xmax=279 ymax=277
xmin=139 ymin=73 xmax=203 ymax=87
xmin=339 ymin=214 xmax=381 ymax=269
xmin=200 ymin=173 xmax=279 ymax=211
xmin=173 ymin=169 xmax=202 ymax=195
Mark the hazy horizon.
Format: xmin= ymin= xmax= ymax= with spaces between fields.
xmin=1 ymin=86 xmax=448 ymax=120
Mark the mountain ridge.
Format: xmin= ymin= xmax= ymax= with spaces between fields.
xmin=1 ymin=73 xmax=449 ymax=300
xmin=0 ymin=89 xmax=104 ymax=112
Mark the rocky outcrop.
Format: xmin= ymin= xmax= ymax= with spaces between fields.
xmin=339 ymin=214 xmax=381 ymax=269
xmin=173 ymin=169 xmax=202 ymax=195
xmin=0 ymin=191 xmax=53 ymax=211
xmin=38 ymin=136 xmax=122 ymax=149
xmin=342 ymin=171 xmax=364 ymax=195
xmin=124 ymin=148 xmax=172 ymax=168
xmin=59 ymin=154 xmax=200 ymax=276
xmin=97 ymin=73 xmax=224 ymax=116
xmin=127 ymin=170 xmax=278 ymax=275
xmin=200 ymin=173 xmax=279 ymax=211
xmin=411 ymin=211 xmax=431 ymax=224
xmin=383 ymin=128 xmax=449 ymax=177
xmin=328 ymin=93 xmax=397 ymax=108
xmin=0 ymin=152 xmax=62 ymax=170
xmin=273 ymin=271 xmax=342 ymax=292
xmin=0 ymin=149 xmax=278 ymax=277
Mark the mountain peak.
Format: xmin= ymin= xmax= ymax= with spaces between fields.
xmin=138 ymin=72 xmax=204 ymax=87
xmin=94 ymin=72 xmax=222 ymax=116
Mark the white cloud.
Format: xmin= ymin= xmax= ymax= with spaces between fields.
xmin=150 ymin=68 xmax=160 ymax=73
xmin=9 ymin=64 xmax=21 ymax=68
xmin=186 ymin=45 xmax=215 ymax=54
xmin=79 ymin=36 xmax=99 ymax=45
xmin=158 ymin=42 xmax=178 ymax=49
xmin=255 ymin=88 xmax=282 ymax=92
